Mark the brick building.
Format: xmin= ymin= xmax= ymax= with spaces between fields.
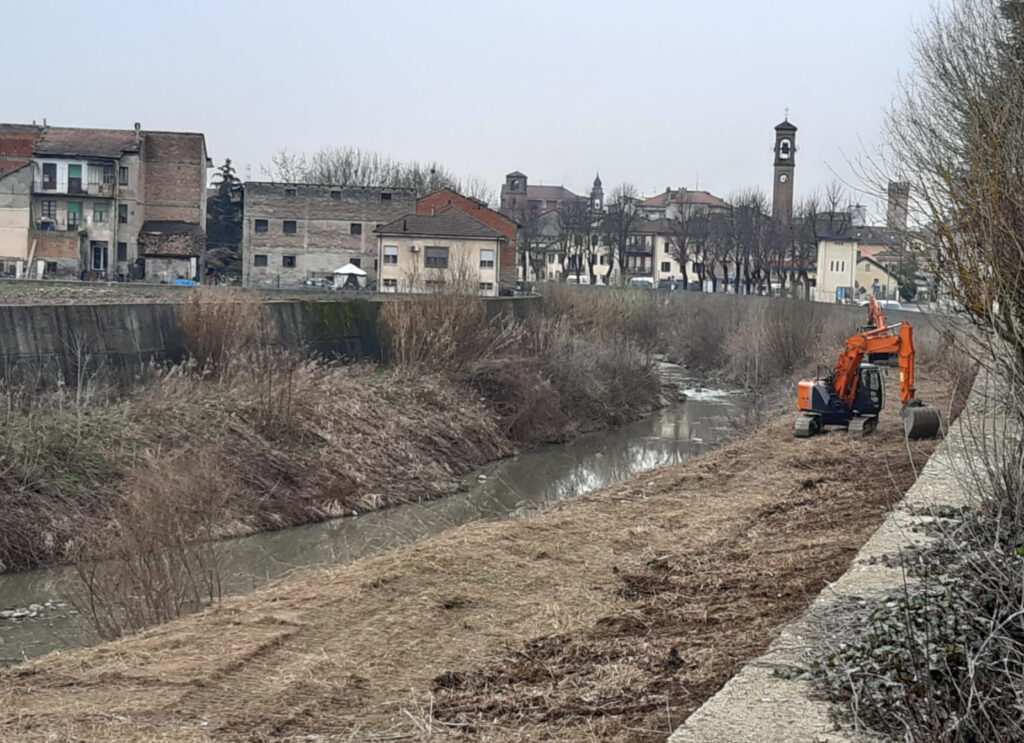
xmin=241 ymin=182 xmax=415 ymax=288
xmin=0 ymin=122 xmax=210 ymax=280
xmin=416 ymin=188 xmax=517 ymax=292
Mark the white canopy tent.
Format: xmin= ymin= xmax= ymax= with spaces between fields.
xmin=333 ymin=263 xmax=368 ymax=289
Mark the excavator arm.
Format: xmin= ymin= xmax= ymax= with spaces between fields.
xmin=833 ymin=322 xmax=918 ymax=408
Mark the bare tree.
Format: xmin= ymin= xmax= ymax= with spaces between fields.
xmin=724 ymin=189 xmax=773 ymax=295
xmin=602 ymin=183 xmax=643 ymax=284
xmin=262 ymin=146 xmax=494 ymax=204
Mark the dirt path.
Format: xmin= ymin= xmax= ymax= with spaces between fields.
xmin=0 ymin=373 xmax=960 ymax=743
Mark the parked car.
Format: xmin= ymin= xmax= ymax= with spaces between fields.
xmin=628 ymin=277 xmax=655 ymax=289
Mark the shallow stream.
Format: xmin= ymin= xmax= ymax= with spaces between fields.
xmin=0 ymin=367 xmax=747 ymax=664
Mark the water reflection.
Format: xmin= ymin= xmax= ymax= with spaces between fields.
xmin=0 ymin=383 xmax=745 ymax=663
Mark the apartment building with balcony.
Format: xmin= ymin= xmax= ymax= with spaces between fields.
xmin=0 ymin=122 xmax=209 ymax=280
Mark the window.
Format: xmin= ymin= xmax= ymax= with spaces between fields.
xmin=350 ymin=223 xmax=362 ymax=235
xmin=547 ymin=253 xmax=556 ymax=264
xmin=282 ymin=255 xmax=296 ymax=268
xmin=380 ymin=192 xmax=392 ymax=201
xmin=479 ymin=282 xmax=494 ymax=292
xmin=119 ymin=166 xmax=129 ymax=186
xmin=599 ymin=255 xmax=608 ymax=266
xmin=330 ymin=190 xmax=341 ymax=200
xmin=103 ymin=164 xmax=115 ymax=184
xmin=383 ymin=245 xmax=398 ymax=264
xmin=45 ymin=261 xmax=57 ymax=274
xmin=382 ymin=278 xmax=398 ymax=290
xmin=285 ymin=188 xmax=296 ymax=196
xmin=40 ymin=200 xmax=57 ymax=219
xmin=68 ymin=164 xmax=82 ymax=194
xmin=88 ymin=165 xmax=103 ymax=185
xmin=661 ymin=262 xmax=671 ymax=272
xmin=67 ymin=202 xmax=82 ymax=230
xmin=425 ymin=246 xmax=449 ymax=268
xmin=90 ymin=240 xmax=108 ymax=270
xmin=254 ymin=219 xmax=268 ymax=233
xmin=253 ymin=254 xmax=268 ymax=267
xmin=479 ymin=249 xmax=495 ymax=268
xmin=42 ymin=163 xmax=56 ymax=190
xmin=93 ymin=203 xmax=108 ymax=223
xmin=118 ymin=204 xmax=128 ymax=223
xmin=116 ymin=242 xmax=128 ymax=261
xmin=346 ymin=258 xmax=359 ymax=268
xmin=283 ymin=220 xmax=297 ymax=234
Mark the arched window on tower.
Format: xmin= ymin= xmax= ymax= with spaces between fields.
xmin=780 ymin=139 xmax=792 ymax=159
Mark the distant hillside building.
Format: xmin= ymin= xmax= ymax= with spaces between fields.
xmin=241 ymin=182 xmax=415 ymax=288
xmin=0 ymin=122 xmax=209 ymax=281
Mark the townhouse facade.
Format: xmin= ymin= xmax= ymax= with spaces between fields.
xmin=0 ymin=123 xmax=209 ymax=281
xmin=376 ymin=209 xmax=504 ymax=296
xmin=241 ymin=182 xmax=414 ymax=288
xmin=417 ymin=188 xmax=518 ymax=292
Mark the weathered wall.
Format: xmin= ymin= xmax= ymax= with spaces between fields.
xmin=242 ymin=183 xmax=416 ymax=287
xmin=0 ymin=295 xmax=543 ymax=385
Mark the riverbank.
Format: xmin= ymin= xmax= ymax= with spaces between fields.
xmin=0 ymin=367 xmax=967 ymax=742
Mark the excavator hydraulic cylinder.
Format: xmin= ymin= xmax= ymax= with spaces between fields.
xmin=902 ymin=404 xmax=941 ymax=439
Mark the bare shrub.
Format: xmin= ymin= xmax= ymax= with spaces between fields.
xmin=179 ymin=289 xmax=266 ymax=373
xmin=380 ymin=293 xmax=523 ymax=373
xmin=67 ymin=447 xmax=228 ymax=639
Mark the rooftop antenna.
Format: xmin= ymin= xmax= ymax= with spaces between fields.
xmin=695 ymin=171 xmax=700 ymax=190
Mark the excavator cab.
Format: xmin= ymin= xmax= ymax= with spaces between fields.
xmin=855 ymin=364 xmax=884 ymax=415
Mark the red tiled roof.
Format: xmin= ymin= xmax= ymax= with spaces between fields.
xmin=640 ymin=189 xmax=729 ymax=209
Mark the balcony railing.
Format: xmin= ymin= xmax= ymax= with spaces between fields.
xmin=86 ymin=183 xmax=115 ymax=197
xmin=622 ymin=264 xmax=653 ymax=276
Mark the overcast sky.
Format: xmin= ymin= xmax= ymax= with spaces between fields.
xmin=4 ymin=0 xmax=934 ymax=218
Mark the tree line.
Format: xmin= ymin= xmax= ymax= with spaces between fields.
xmin=521 ymin=180 xmax=864 ymax=297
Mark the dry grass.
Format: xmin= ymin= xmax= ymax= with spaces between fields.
xmin=0 ymin=369 xmax=964 ymax=743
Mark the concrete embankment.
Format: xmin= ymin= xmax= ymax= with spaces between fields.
xmin=0 ymin=295 xmax=541 ymax=384
xmin=668 ymin=375 xmax=988 ymax=743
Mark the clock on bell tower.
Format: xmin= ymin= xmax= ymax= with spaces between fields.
xmin=772 ymin=116 xmax=797 ymax=225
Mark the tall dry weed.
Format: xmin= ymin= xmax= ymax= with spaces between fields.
xmin=179 ymin=289 xmax=267 ymax=373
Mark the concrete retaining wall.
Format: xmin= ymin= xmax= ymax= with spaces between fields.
xmin=0 ymin=295 xmax=544 ymax=385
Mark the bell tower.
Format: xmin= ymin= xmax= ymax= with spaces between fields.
xmin=500 ymin=170 xmax=528 ymax=223
xmin=772 ymin=117 xmax=796 ymax=225
xmin=590 ymin=172 xmax=604 ymax=212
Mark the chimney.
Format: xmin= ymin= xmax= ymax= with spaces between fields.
xmin=886 ymin=181 xmax=910 ymax=232
xmin=402 ymin=218 xmax=407 ymax=231
xmin=134 ymin=122 xmax=142 ymax=147
xmin=42 ymin=117 xmax=47 ymax=126
xmin=430 ymin=206 xmax=435 ymax=216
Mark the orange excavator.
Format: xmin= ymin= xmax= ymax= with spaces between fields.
xmin=794 ymin=320 xmax=941 ymax=439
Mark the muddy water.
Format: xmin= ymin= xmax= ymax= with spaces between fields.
xmin=0 ymin=372 xmax=747 ymax=664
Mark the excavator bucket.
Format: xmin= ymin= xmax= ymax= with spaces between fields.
xmin=902 ymin=404 xmax=941 ymax=439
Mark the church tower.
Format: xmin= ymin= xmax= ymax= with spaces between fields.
xmin=499 ymin=171 xmax=528 ymax=224
xmin=772 ymin=118 xmax=796 ymax=225
xmin=590 ymin=172 xmax=604 ymax=212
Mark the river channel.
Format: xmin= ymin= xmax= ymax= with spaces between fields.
xmin=0 ymin=371 xmax=747 ymax=664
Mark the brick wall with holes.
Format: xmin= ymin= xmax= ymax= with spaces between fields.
xmin=141 ymin=132 xmax=206 ymax=223
xmin=241 ymin=183 xmax=416 ymax=287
